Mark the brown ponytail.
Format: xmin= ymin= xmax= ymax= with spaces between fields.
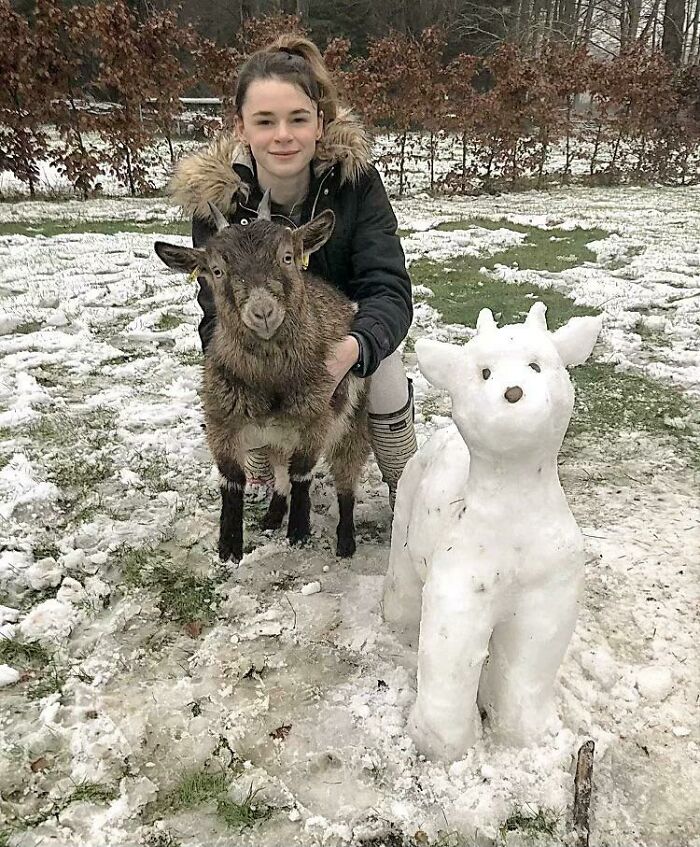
xmin=234 ymin=35 xmax=342 ymax=124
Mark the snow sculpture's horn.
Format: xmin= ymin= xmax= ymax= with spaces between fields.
xmin=257 ymin=188 xmax=272 ymax=221
xmin=207 ymin=202 xmax=229 ymax=233
xmin=525 ymin=301 xmax=548 ymax=331
xmin=476 ymin=308 xmax=497 ymax=335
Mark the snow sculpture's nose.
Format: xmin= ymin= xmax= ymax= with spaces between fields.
xmin=504 ymin=386 xmax=523 ymax=403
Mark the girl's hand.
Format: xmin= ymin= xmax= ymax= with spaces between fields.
xmin=325 ymin=335 xmax=360 ymax=393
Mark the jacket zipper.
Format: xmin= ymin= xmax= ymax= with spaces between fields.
xmin=238 ymin=166 xmax=334 ymax=228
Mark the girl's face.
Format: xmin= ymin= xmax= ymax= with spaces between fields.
xmin=236 ymin=78 xmax=323 ymax=189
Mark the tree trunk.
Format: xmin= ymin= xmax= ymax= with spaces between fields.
xmin=688 ymin=0 xmax=700 ymax=61
xmin=662 ymin=0 xmax=686 ymax=62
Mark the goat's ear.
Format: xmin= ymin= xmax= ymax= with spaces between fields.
xmin=551 ymin=314 xmax=603 ymax=367
xmin=154 ymin=241 xmax=206 ymax=275
xmin=415 ymin=339 xmax=460 ymax=394
xmin=294 ymin=209 xmax=335 ymax=257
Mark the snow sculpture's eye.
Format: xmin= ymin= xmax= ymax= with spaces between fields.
xmin=212 ymin=267 xmax=223 ymax=279
xmin=482 ymin=368 xmax=491 ymax=380
xmin=529 ymin=362 xmax=541 ymax=373
xmin=282 ymin=253 xmax=293 ymax=265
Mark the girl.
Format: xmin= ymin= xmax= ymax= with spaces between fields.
xmin=170 ymin=34 xmax=416 ymax=508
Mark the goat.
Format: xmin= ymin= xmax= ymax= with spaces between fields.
xmin=154 ymin=192 xmax=369 ymax=562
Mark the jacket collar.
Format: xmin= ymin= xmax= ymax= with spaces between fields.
xmin=169 ymin=106 xmax=371 ymax=222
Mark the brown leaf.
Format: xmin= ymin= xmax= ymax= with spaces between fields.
xmin=183 ymin=620 xmax=203 ymax=638
xmin=269 ymin=723 xmax=292 ymax=741
xmin=30 ymin=756 xmax=49 ymax=772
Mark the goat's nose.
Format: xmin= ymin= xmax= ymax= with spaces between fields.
xmin=252 ymin=305 xmax=274 ymax=323
xmin=504 ymin=386 xmax=523 ymax=403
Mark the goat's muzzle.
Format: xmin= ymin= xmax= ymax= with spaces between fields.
xmin=241 ymin=291 xmax=285 ymax=340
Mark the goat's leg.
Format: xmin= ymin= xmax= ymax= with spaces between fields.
xmin=327 ymin=421 xmax=370 ymax=558
xmin=216 ymin=456 xmax=246 ymax=563
xmin=259 ymin=449 xmax=289 ymax=531
xmin=287 ymin=449 xmax=321 ymax=545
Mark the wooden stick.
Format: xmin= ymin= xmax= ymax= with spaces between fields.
xmin=573 ymin=739 xmax=595 ymax=847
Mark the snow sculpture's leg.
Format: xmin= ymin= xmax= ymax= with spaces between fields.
xmin=407 ymin=566 xmax=493 ymax=760
xmin=478 ymin=583 xmax=580 ymax=745
xmin=383 ymin=517 xmax=423 ymax=643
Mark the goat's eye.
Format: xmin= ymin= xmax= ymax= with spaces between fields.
xmin=282 ymin=253 xmax=293 ymax=265
xmin=212 ymin=267 xmax=223 ymax=279
xmin=482 ymin=368 xmax=491 ymax=380
xmin=529 ymin=362 xmax=541 ymax=373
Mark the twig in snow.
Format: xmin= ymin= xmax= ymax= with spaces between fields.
xmin=283 ymin=593 xmax=297 ymax=629
xmin=573 ymin=739 xmax=595 ymax=847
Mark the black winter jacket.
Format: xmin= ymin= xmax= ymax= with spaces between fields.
xmin=169 ymin=110 xmax=412 ymax=377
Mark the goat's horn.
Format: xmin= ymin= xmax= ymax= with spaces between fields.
xmin=207 ymin=202 xmax=229 ymax=232
xmin=476 ymin=308 xmax=497 ymax=335
xmin=525 ymin=301 xmax=548 ymax=331
xmin=256 ymin=188 xmax=272 ymax=221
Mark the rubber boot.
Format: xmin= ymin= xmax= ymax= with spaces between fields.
xmin=367 ymin=379 xmax=418 ymax=510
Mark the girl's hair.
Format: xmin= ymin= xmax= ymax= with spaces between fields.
xmin=234 ymin=35 xmax=341 ymax=123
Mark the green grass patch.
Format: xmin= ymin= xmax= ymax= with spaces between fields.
xmin=116 ymin=546 xmax=218 ymax=624
xmin=499 ymin=806 xmax=560 ymax=842
xmin=0 ymin=638 xmax=52 ymax=669
xmin=570 ymin=363 xmax=697 ymax=442
xmin=0 ymin=220 xmax=190 ymax=238
xmin=158 ymin=770 xmax=271 ymax=831
xmin=68 ymin=782 xmax=120 ymax=804
xmin=48 ymin=453 xmax=114 ymax=497
xmin=412 ymin=254 xmax=599 ymax=329
xmin=435 ymin=219 xmax=607 ymax=272
xmin=156 ymin=313 xmax=184 ymax=332
xmin=176 ymin=349 xmax=204 ymax=367
xmin=414 ymin=220 xmax=604 ymax=329
xmin=15 ymin=321 xmax=43 ymax=335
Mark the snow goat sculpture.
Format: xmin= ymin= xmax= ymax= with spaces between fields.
xmin=383 ymin=302 xmax=602 ymax=761
xmin=154 ymin=192 xmax=369 ymax=562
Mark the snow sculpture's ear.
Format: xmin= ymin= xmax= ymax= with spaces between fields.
xmin=524 ymin=301 xmax=548 ymax=331
xmin=416 ymin=339 xmax=461 ymax=393
xmin=551 ymin=315 xmax=603 ymax=367
xmin=475 ymin=308 xmax=497 ymax=335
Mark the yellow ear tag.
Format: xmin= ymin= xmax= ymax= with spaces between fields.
xmin=302 ymin=253 xmax=309 ymax=270
xmin=188 ymin=268 xmax=199 ymax=282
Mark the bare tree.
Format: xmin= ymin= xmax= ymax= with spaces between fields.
xmin=662 ymin=0 xmax=686 ymax=61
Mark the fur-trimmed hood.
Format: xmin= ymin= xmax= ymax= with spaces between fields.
xmin=169 ymin=107 xmax=372 ymax=221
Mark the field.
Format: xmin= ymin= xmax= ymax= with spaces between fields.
xmin=0 ymin=185 xmax=698 ymax=847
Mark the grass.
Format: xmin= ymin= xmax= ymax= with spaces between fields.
xmin=156 ymin=312 xmax=184 ymax=332
xmin=412 ymin=219 xmax=604 ymax=329
xmin=137 ymin=451 xmax=175 ymax=493
xmin=176 ymin=349 xmax=204 ymax=367
xmin=156 ymin=770 xmax=271 ymax=831
xmin=0 ymin=637 xmax=70 ymax=699
xmin=0 ymin=637 xmax=52 ymax=669
xmin=117 ymin=546 xmax=218 ymax=624
xmin=68 ymin=782 xmax=120 ymax=804
xmin=569 ymin=363 xmax=696 ymax=439
xmin=0 ymin=220 xmax=190 ymax=238
xmin=412 ymin=219 xmax=700 ymax=462
xmin=498 ymin=806 xmax=560 ymax=843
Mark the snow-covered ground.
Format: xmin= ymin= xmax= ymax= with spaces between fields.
xmin=0 ymin=186 xmax=698 ymax=847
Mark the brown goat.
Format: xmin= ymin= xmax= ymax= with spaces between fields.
xmin=154 ymin=194 xmax=369 ymax=562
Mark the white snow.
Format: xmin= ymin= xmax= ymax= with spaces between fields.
xmin=0 ymin=665 xmax=20 ymax=687
xmin=0 ymin=185 xmax=697 ymax=847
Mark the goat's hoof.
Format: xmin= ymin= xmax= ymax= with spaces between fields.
xmin=287 ymin=524 xmax=311 ymax=546
xmin=218 ymin=538 xmax=243 ymax=563
xmin=336 ymin=535 xmax=356 ymax=558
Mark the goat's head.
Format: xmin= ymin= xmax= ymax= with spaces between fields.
xmin=154 ymin=191 xmax=335 ymax=341
xmin=415 ymin=303 xmax=602 ymax=459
